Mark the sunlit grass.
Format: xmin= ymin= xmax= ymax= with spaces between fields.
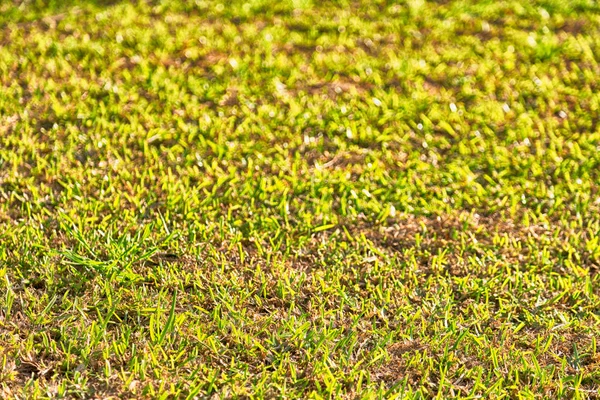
xmin=1 ymin=0 xmax=600 ymax=398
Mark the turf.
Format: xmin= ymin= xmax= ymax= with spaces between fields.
xmin=1 ymin=0 xmax=600 ymax=398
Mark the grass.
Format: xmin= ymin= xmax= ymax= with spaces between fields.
xmin=1 ymin=0 xmax=600 ymax=397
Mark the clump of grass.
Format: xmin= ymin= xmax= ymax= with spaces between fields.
xmin=1 ymin=0 xmax=600 ymax=397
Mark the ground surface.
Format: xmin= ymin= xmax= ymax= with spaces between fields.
xmin=1 ymin=0 xmax=600 ymax=398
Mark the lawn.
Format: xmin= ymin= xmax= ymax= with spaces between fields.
xmin=1 ymin=0 xmax=600 ymax=398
